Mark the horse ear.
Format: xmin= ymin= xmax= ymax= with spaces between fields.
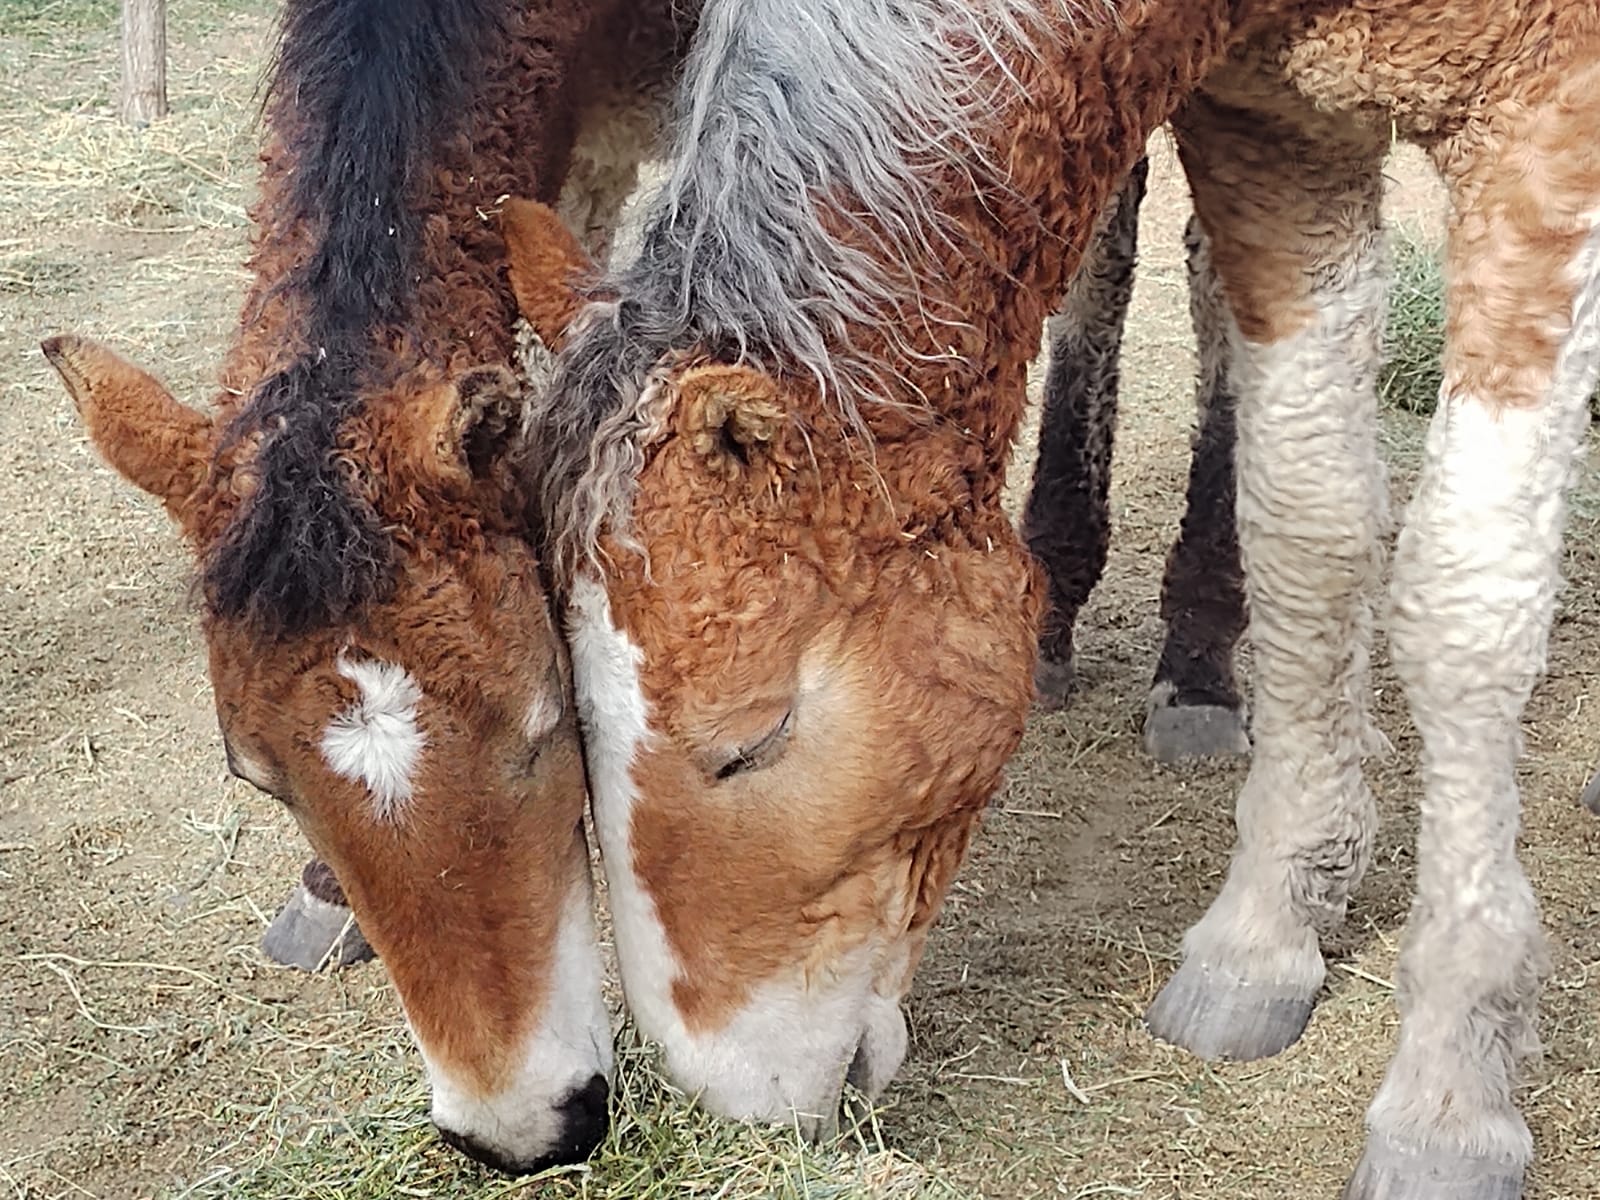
xmin=672 ymin=364 xmax=797 ymax=474
xmin=41 ymin=335 xmax=214 ymax=522
xmin=418 ymin=363 xmax=524 ymax=487
xmin=501 ymin=198 xmax=595 ymax=350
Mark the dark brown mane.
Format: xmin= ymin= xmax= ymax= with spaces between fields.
xmin=204 ymin=0 xmax=517 ymax=637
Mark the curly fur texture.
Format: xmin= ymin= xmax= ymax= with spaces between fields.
xmin=205 ymin=0 xmax=517 ymax=636
xmin=529 ymin=0 xmax=1121 ymax=577
xmin=56 ymin=0 xmax=696 ymax=1173
xmin=524 ymin=0 xmax=1239 ymax=1130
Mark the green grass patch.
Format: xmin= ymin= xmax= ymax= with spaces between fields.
xmin=176 ymin=1029 xmax=966 ymax=1200
xmin=1379 ymin=227 xmax=1448 ymax=415
xmin=0 ymin=0 xmax=269 ymax=40
xmin=0 ymin=0 xmax=115 ymax=38
xmin=1380 ymin=223 xmax=1600 ymax=418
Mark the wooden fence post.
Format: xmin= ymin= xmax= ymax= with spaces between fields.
xmin=118 ymin=0 xmax=168 ymax=126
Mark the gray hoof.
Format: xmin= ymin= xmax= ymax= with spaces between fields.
xmin=1343 ymin=1135 xmax=1524 ymax=1200
xmin=1142 ymin=702 xmax=1250 ymax=763
xmin=1034 ymin=654 xmax=1076 ymax=711
xmin=1145 ymin=958 xmax=1314 ymax=1061
xmin=261 ymin=883 xmax=374 ymax=971
xmin=1581 ymin=767 xmax=1600 ymax=815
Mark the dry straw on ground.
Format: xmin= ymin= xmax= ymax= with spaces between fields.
xmin=2 ymin=5 xmax=1597 ymax=1200
xmin=180 ymin=1026 xmax=960 ymax=1200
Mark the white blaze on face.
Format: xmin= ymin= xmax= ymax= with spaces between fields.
xmin=565 ymin=575 xmax=682 ymax=1034
xmin=319 ymin=654 xmax=427 ymax=820
xmin=565 ymin=574 xmax=901 ymax=1131
xmin=421 ymin=878 xmax=615 ymax=1164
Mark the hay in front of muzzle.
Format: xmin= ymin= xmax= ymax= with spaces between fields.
xmin=180 ymin=1020 xmax=966 ymax=1200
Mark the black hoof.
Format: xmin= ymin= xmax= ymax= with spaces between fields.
xmin=1580 ymin=767 xmax=1600 ymax=815
xmin=1034 ymin=654 xmax=1076 ymax=711
xmin=1142 ymin=701 xmax=1249 ymax=764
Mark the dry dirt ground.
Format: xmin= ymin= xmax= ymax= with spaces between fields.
xmin=2 ymin=7 xmax=1598 ymax=1200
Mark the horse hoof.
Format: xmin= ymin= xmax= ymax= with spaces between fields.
xmin=261 ymin=882 xmax=375 ymax=971
xmin=1343 ymin=1135 xmax=1524 ymax=1200
xmin=1580 ymin=768 xmax=1600 ymax=815
xmin=1145 ymin=958 xmax=1314 ymax=1061
xmin=1033 ymin=654 xmax=1076 ymax=711
xmin=1142 ymin=701 xmax=1249 ymax=763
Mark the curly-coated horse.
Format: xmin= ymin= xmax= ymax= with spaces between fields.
xmin=506 ymin=2 xmax=1600 ymax=1196
xmin=41 ymin=0 xmax=692 ymax=1175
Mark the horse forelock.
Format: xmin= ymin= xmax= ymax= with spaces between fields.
xmin=204 ymin=350 xmax=395 ymax=638
xmin=533 ymin=0 xmax=1116 ymax=575
xmin=199 ymin=0 xmax=522 ymax=639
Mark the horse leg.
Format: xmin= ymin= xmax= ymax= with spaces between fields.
xmin=1021 ymin=155 xmax=1146 ymax=708
xmin=1146 ymin=95 xmax=1390 ymax=1061
xmin=1142 ymin=214 xmax=1251 ymax=762
xmin=262 ymin=858 xmax=374 ymax=971
xmin=1345 ymin=84 xmax=1600 ymax=1200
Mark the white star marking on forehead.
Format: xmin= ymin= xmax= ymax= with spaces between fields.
xmin=320 ymin=654 xmax=427 ymax=820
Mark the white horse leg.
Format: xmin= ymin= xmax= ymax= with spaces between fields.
xmin=1147 ymin=95 xmax=1390 ymax=1060
xmin=1346 ymin=98 xmax=1600 ymax=1200
xmin=556 ymin=77 xmax=671 ymax=266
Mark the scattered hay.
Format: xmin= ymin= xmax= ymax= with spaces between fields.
xmin=180 ymin=1026 xmax=960 ymax=1200
xmin=0 ymin=0 xmax=115 ymax=39
xmin=0 ymin=252 xmax=84 ymax=295
xmin=5 ymin=8 xmax=1599 ymax=1200
xmin=0 ymin=1 xmax=267 ymax=237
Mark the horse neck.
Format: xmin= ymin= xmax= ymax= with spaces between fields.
xmin=219 ymin=0 xmax=616 ymax=420
xmin=878 ymin=2 xmax=1235 ymax=466
xmin=195 ymin=4 xmax=597 ymax=579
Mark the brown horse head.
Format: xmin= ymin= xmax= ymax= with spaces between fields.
xmin=42 ymin=333 xmax=610 ymax=1170
xmin=506 ymin=197 xmax=1041 ymax=1134
xmin=20 ymin=0 xmax=728 ymax=1160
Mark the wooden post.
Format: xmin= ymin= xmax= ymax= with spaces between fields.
xmin=118 ymin=0 xmax=168 ymax=126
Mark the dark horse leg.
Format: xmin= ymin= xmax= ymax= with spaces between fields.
xmin=1022 ymin=156 xmax=1147 ymax=706
xmin=262 ymin=858 xmax=374 ymax=971
xmin=1141 ymin=214 xmax=1250 ymax=762
xmin=1024 ymin=157 xmax=1248 ymax=761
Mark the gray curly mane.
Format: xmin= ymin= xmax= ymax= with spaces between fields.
xmin=527 ymin=0 xmax=1115 ymax=576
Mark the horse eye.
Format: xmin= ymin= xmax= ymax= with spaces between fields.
xmin=714 ymin=710 xmax=794 ymax=781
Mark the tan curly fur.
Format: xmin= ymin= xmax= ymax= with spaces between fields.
xmin=515 ymin=0 xmax=1600 ymax=1178
xmin=46 ymin=0 xmax=696 ymax=1172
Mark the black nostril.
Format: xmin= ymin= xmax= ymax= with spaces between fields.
xmin=436 ymin=1126 xmax=513 ymax=1174
xmin=554 ymin=1072 xmax=611 ymax=1162
xmin=433 ymin=1074 xmax=610 ymax=1176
